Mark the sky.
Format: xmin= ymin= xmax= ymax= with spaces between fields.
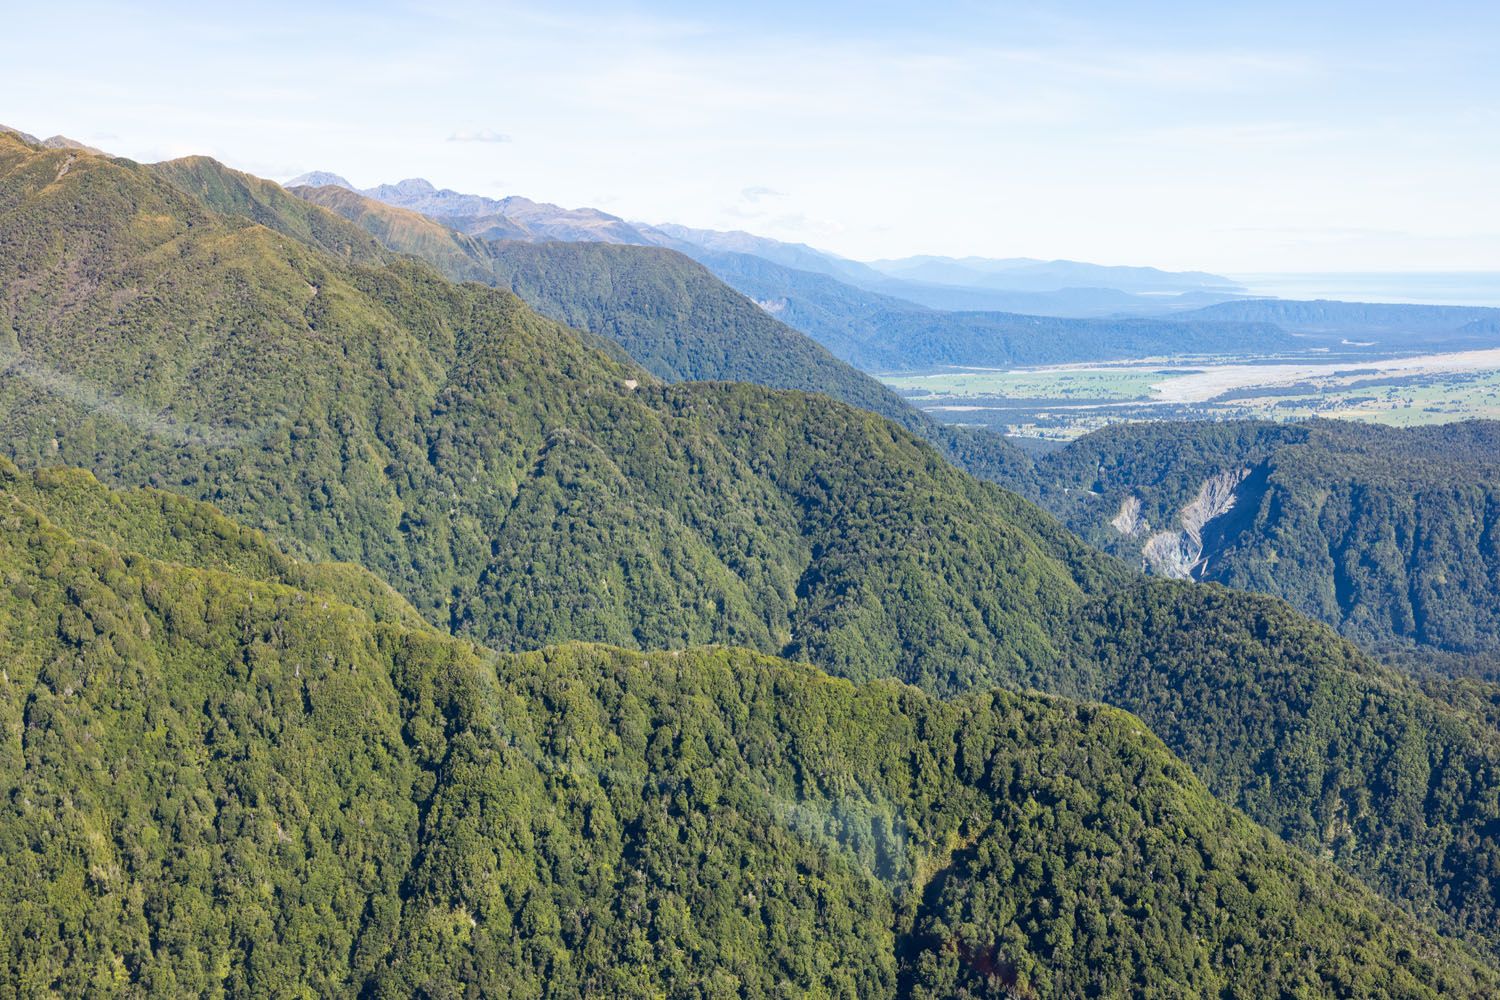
xmin=7 ymin=1 xmax=1500 ymax=274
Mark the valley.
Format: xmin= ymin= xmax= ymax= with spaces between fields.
xmin=884 ymin=347 xmax=1500 ymax=441
xmin=5 ymin=4 xmax=1500 ymax=985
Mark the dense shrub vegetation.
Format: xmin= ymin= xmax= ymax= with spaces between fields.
xmin=1035 ymin=419 xmax=1500 ymax=654
xmin=1 ymin=471 xmax=1493 ymax=996
xmin=290 ymin=180 xmax=1036 ymax=487
xmin=7 ymin=131 xmax=1500 ymax=979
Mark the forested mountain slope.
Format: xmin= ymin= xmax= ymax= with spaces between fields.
xmin=665 ymin=249 xmax=1295 ymax=369
xmin=288 ymin=181 xmax=1035 ymax=486
xmin=1 ymin=132 xmax=1091 ymax=691
xmin=9 ymin=131 xmax=1500 ymax=958
xmin=1180 ymin=299 xmax=1500 ymax=349
xmin=0 ymin=456 xmax=423 ymax=629
xmin=2 ymin=468 xmax=1494 ymax=997
xmin=1034 ymin=419 xmax=1500 ymax=655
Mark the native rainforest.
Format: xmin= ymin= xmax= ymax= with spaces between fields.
xmin=5 ymin=124 xmax=1500 ymax=1000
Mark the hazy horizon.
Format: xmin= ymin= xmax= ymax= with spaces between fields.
xmin=9 ymin=1 xmax=1500 ymax=276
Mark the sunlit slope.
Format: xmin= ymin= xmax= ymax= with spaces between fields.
xmin=289 ymin=180 xmax=1038 ymax=489
xmin=0 ymin=131 xmax=1097 ymax=688
xmin=9 ymin=131 xmax=1500 ymax=955
xmin=0 ymin=474 xmax=1492 ymax=996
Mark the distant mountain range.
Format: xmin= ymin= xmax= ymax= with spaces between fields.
xmin=284 ymin=170 xmax=1500 ymax=371
xmin=286 ymin=171 xmax=1243 ymax=313
xmin=865 ymin=254 xmax=1241 ymax=294
xmin=0 ymin=123 xmax=104 ymax=154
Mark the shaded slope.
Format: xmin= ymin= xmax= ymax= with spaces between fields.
xmin=1036 ymin=419 xmax=1500 ymax=655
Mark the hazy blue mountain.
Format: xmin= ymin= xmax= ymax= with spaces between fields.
xmin=684 ymin=249 xmax=1289 ymax=369
xmin=1180 ymin=299 xmax=1500 ymax=343
xmin=867 ymin=254 xmax=1242 ymax=294
xmin=830 ymin=281 xmax=1243 ymax=315
xmin=652 ymin=226 xmax=1243 ymax=312
xmin=285 ymin=169 xmax=353 ymax=189
xmin=645 ymin=221 xmax=887 ymax=283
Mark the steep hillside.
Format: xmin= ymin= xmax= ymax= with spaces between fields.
xmin=2 ymin=132 xmax=1089 ymax=691
xmin=289 ymin=181 xmax=1037 ymax=487
xmin=0 ymin=456 xmax=423 ymax=629
xmin=11 ymin=132 xmax=1500 ymax=955
xmin=1036 ymin=419 xmax=1500 ymax=655
xmin=1 ymin=472 xmax=1494 ymax=996
xmin=151 ymin=157 xmax=394 ymax=265
xmin=1063 ymin=580 xmax=1500 ymax=951
xmin=292 ymin=173 xmax=1283 ymax=363
xmin=483 ymin=241 xmax=896 ymax=400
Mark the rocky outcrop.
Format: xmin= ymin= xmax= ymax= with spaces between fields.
xmin=1110 ymin=494 xmax=1149 ymax=538
xmin=1138 ymin=468 xmax=1248 ymax=579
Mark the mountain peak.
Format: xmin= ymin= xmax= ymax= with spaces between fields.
xmin=392 ymin=177 xmax=436 ymax=195
xmin=285 ymin=170 xmax=353 ymax=189
xmin=1 ymin=124 xmax=105 ymax=155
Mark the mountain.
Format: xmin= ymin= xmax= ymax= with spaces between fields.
xmin=313 ymin=170 xmax=1251 ymax=315
xmin=0 ymin=123 xmax=105 ymax=154
xmin=285 ymin=169 xmax=353 ymax=189
xmin=3 ymin=133 xmax=1099 ymax=693
xmin=1177 ymin=299 xmax=1500 ymax=351
xmin=354 ymin=177 xmax=663 ymax=244
xmin=645 ymin=221 xmax=887 ymax=283
xmin=1031 ymin=419 xmax=1500 ymax=658
xmin=866 ymin=254 xmax=1241 ymax=294
xmin=289 ymin=181 xmax=1037 ymax=487
xmin=11 ymin=130 xmax=1500 ymax=958
xmin=731 ymin=271 xmax=1291 ymax=370
xmin=288 ymin=184 xmax=924 ymax=421
xmin=294 ymin=176 xmax=1287 ymax=371
xmin=651 ymin=249 xmax=1289 ymax=369
xmin=5 ymin=462 xmax=1493 ymax=995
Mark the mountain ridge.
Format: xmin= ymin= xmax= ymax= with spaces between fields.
xmin=5 ymin=458 xmax=1493 ymax=995
xmin=10 ymin=130 xmax=1500 ymax=957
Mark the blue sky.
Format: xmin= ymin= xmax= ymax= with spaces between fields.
xmin=8 ymin=1 xmax=1499 ymax=272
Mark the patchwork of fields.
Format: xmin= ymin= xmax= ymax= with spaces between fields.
xmin=883 ymin=348 xmax=1500 ymax=441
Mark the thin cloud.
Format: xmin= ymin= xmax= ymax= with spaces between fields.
xmin=447 ymin=128 xmax=512 ymax=143
xmin=741 ymin=185 xmax=786 ymax=203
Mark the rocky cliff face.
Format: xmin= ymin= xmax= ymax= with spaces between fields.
xmin=1118 ymin=468 xmax=1248 ymax=579
xmin=1110 ymin=494 xmax=1150 ymax=538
